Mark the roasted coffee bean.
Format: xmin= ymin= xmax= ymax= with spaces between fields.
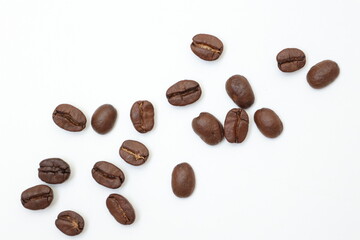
xmin=106 ymin=194 xmax=135 ymax=225
xmin=254 ymin=108 xmax=283 ymax=138
xmin=225 ymin=75 xmax=255 ymax=109
xmin=38 ymin=158 xmax=70 ymax=184
xmin=276 ymin=48 xmax=306 ymax=72
xmin=52 ymin=104 xmax=87 ymax=132
xmin=91 ymin=161 xmax=125 ymax=189
xmin=224 ymin=108 xmax=249 ymax=143
xmin=171 ymin=162 xmax=195 ymax=198
xmin=166 ymin=80 xmax=202 ymax=106
xmin=55 ymin=210 xmax=84 ymax=236
xmin=307 ymin=60 xmax=340 ymax=89
xmin=119 ymin=140 xmax=149 ymax=166
xmin=91 ymin=104 xmax=117 ymax=134
xmin=192 ymin=112 xmax=224 ymax=145
xmin=190 ymin=33 xmax=223 ymax=61
xmin=21 ymin=185 xmax=53 ymax=210
xmin=130 ymin=100 xmax=154 ymax=133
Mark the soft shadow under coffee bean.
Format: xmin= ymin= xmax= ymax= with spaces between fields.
xmin=55 ymin=210 xmax=84 ymax=236
xmin=38 ymin=158 xmax=70 ymax=184
xmin=52 ymin=104 xmax=87 ymax=132
xmin=21 ymin=184 xmax=53 ymax=210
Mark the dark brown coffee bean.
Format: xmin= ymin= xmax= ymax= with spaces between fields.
xmin=224 ymin=108 xmax=249 ymax=143
xmin=38 ymin=158 xmax=70 ymax=184
xmin=52 ymin=104 xmax=86 ymax=132
xmin=190 ymin=34 xmax=223 ymax=61
xmin=276 ymin=48 xmax=306 ymax=72
xmin=21 ymin=184 xmax=53 ymax=210
xmin=119 ymin=140 xmax=149 ymax=166
xmin=166 ymin=80 xmax=202 ymax=106
xmin=307 ymin=60 xmax=340 ymax=89
xmin=106 ymin=194 xmax=135 ymax=225
xmin=130 ymin=100 xmax=154 ymax=133
xmin=225 ymin=75 xmax=255 ymax=109
xmin=254 ymin=108 xmax=283 ymax=138
xmin=91 ymin=161 xmax=125 ymax=189
xmin=55 ymin=210 xmax=84 ymax=236
xmin=171 ymin=162 xmax=195 ymax=198
xmin=192 ymin=112 xmax=224 ymax=145
xmin=91 ymin=104 xmax=117 ymax=134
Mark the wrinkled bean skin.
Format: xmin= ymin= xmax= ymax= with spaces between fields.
xmin=21 ymin=185 xmax=54 ymax=210
xmin=52 ymin=104 xmax=87 ymax=132
xmin=119 ymin=140 xmax=149 ymax=166
xmin=171 ymin=162 xmax=195 ymax=198
xmin=91 ymin=161 xmax=125 ymax=189
xmin=307 ymin=60 xmax=340 ymax=89
xmin=130 ymin=100 xmax=154 ymax=133
xmin=166 ymin=80 xmax=202 ymax=106
xmin=38 ymin=158 xmax=71 ymax=184
xmin=91 ymin=104 xmax=117 ymax=134
xmin=254 ymin=108 xmax=283 ymax=138
xmin=55 ymin=210 xmax=85 ymax=236
xmin=276 ymin=48 xmax=306 ymax=72
xmin=190 ymin=34 xmax=223 ymax=61
xmin=106 ymin=194 xmax=136 ymax=225
xmin=192 ymin=112 xmax=224 ymax=145
xmin=224 ymin=108 xmax=249 ymax=143
xmin=225 ymin=75 xmax=255 ymax=109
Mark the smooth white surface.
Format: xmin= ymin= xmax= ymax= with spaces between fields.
xmin=1 ymin=0 xmax=360 ymax=239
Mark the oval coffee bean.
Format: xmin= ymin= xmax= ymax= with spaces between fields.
xmin=52 ymin=104 xmax=87 ymax=132
xmin=166 ymin=80 xmax=202 ymax=106
xmin=21 ymin=184 xmax=53 ymax=210
xmin=55 ymin=210 xmax=84 ymax=236
xmin=171 ymin=162 xmax=195 ymax=198
xmin=190 ymin=33 xmax=223 ymax=61
xmin=192 ymin=112 xmax=224 ymax=145
xmin=106 ymin=194 xmax=135 ymax=225
xmin=224 ymin=108 xmax=249 ymax=143
xmin=276 ymin=48 xmax=306 ymax=72
xmin=91 ymin=161 xmax=125 ymax=189
xmin=307 ymin=60 xmax=340 ymax=89
xmin=225 ymin=75 xmax=255 ymax=109
xmin=254 ymin=108 xmax=283 ymax=138
xmin=38 ymin=158 xmax=71 ymax=184
xmin=91 ymin=104 xmax=117 ymax=134
xmin=130 ymin=100 xmax=154 ymax=133
xmin=119 ymin=140 xmax=149 ymax=166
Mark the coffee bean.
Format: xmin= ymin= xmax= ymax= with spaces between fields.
xmin=225 ymin=75 xmax=255 ymax=109
xmin=91 ymin=104 xmax=117 ymax=134
xmin=171 ymin=162 xmax=195 ymax=198
xmin=166 ymin=80 xmax=202 ymax=106
xmin=55 ymin=210 xmax=84 ymax=236
xmin=21 ymin=184 xmax=53 ymax=210
xmin=254 ymin=108 xmax=283 ymax=138
xmin=307 ymin=60 xmax=340 ymax=89
xmin=192 ymin=112 xmax=224 ymax=145
xmin=190 ymin=33 xmax=223 ymax=61
xmin=106 ymin=194 xmax=135 ymax=225
xmin=119 ymin=140 xmax=149 ymax=166
xmin=130 ymin=100 xmax=154 ymax=133
xmin=38 ymin=158 xmax=71 ymax=184
xmin=52 ymin=104 xmax=86 ymax=132
xmin=91 ymin=161 xmax=125 ymax=189
xmin=276 ymin=48 xmax=306 ymax=72
xmin=224 ymin=108 xmax=249 ymax=143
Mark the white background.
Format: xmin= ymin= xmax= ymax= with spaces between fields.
xmin=1 ymin=0 xmax=360 ymax=239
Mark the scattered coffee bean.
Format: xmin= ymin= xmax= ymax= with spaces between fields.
xmin=91 ymin=104 xmax=117 ymax=134
xmin=166 ymin=80 xmax=202 ymax=106
xmin=307 ymin=60 xmax=340 ymax=89
xmin=171 ymin=162 xmax=195 ymax=198
xmin=91 ymin=161 xmax=125 ymax=189
xmin=21 ymin=184 xmax=53 ymax=210
xmin=38 ymin=158 xmax=71 ymax=184
xmin=106 ymin=194 xmax=135 ymax=225
xmin=52 ymin=104 xmax=87 ymax=132
xmin=276 ymin=48 xmax=306 ymax=72
xmin=119 ymin=140 xmax=149 ymax=166
xmin=192 ymin=112 xmax=224 ymax=145
xmin=55 ymin=210 xmax=84 ymax=236
xmin=225 ymin=75 xmax=255 ymax=109
xmin=190 ymin=33 xmax=223 ymax=61
xmin=130 ymin=100 xmax=155 ymax=133
xmin=254 ymin=108 xmax=283 ymax=138
xmin=224 ymin=108 xmax=249 ymax=143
